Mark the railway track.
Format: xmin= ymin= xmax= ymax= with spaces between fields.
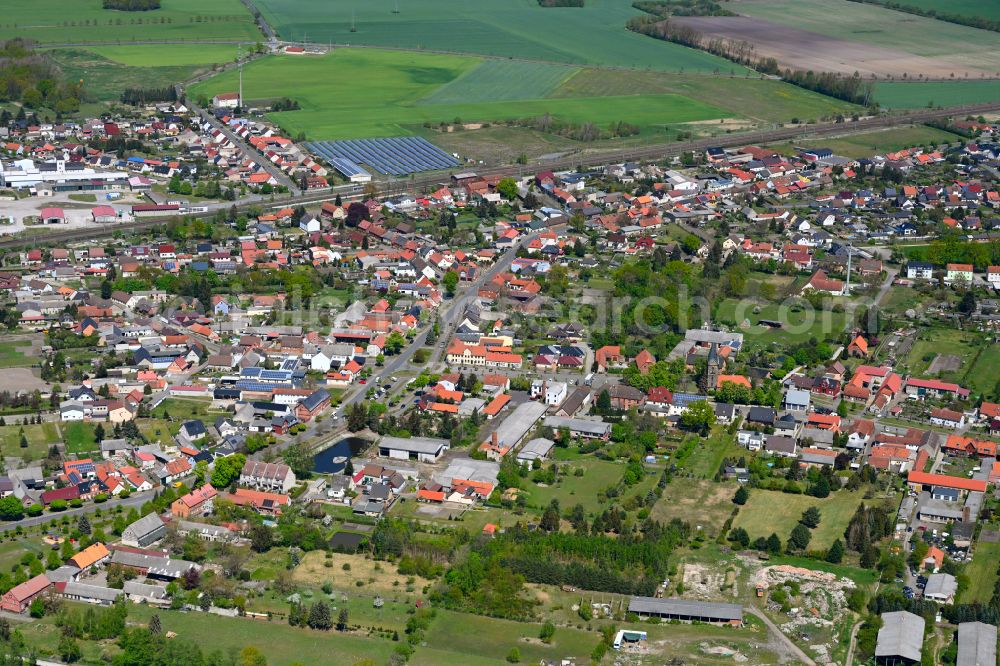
xmin=1 ymin=100 xmax=996 ymax=251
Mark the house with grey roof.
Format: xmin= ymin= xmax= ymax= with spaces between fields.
xmin=121 ymin=513 xmax=167 ymax=548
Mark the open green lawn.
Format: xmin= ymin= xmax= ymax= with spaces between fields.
xmin=254 ymin=0 xmax=745 ymax=73
xmin=49 ymin=48 xmax=221 ymax=102
xmin=522 ymin=457 xmax=625 ymax=515
xmin=769 ymin=125 xmax=963 ymax=159
xmin=553 ymin=68 xmax=858 ymax=123
xmin=0 ymin=339 xmax=34 ymax=368
xmin=715 ymin=298 xmax=849 ymax=344
xmin=960 ymin=539 xmax=1000 ymax=604
xmin=150 ymin=397 xmax=217 ymax=421
xmin=732 ymin=488 xmax=867 ymax=550
xmin=419 ymin=60 xmax=579 ymax=104
xmin=189 ymin=49 xmax=731 ymax=140
xmin=0 ymin=423 xmax=60 ymax=460
xmin=421 ymin=609 xmax=598 ymax=665
xmin=874 ymin=80 xmax=1000 ymax=108
xmin=651 ymin=477 xmax=738 ymax=537
xmin=63 ymin=421 xmax=99 ymax=454
xmin=0 ymin=0 xmax=261 ymax=44
xmin=735 ymin=0 xmax=1000 ymax=71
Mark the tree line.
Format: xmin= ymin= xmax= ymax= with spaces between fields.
xmin=633 ymin=0 xmax=735 ymax=17
xmin=121 ymin=86 xmax=177 ymax=105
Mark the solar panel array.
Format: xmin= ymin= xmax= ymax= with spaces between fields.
xmin=328 ymin=156 xmax=371 ymax=180
xmin=306 ymin=137 xmax=459 ymax=176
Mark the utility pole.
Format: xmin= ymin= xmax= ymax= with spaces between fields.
xmin=845 ymin=243 xmax=853 ymax=295
xmin=237 ymin=43 xmax=244 ymax=109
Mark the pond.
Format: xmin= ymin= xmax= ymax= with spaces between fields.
xmin=313 ymin=436 xmax=368 ymax=474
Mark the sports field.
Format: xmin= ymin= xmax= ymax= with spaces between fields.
xmin=189 ymin=49 xmax=732 ymax=140
xmin=732 ymin=0 xmax=1000 ymax=76
xmin=0 ymin=0 xmax=261 ymax=44
xmin=874 ymin=80 xmax=1000 ymax=108
xmin=732 ymin=489 xmax=867 ymax=550
xmin=253 ymin=0 xmax=743 ymax=73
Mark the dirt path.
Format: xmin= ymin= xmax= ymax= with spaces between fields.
xmin=844 ymin=619 xmax=863 ymax=666
xmin=746 ymin=606 xmax=816 ymax=665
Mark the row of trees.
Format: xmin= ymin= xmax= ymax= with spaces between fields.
xmin=121 ymin=86 xmax=177 ymax=106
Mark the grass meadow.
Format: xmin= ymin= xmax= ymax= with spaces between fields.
xmin=732 ymin=488 xmax=867 ymax=550
xmin=0 ymin=0 xmax=261 ymax=44
xmin=874 ymin=80 xmax=1000 ymax=108
xmin=960 ymin=539 xmax=1000 ymax=604
xmin=715 ymin=298 xmax=850 ymax=345
xmin=50 ymin=49 xmax=223 ymax=102
xmin=254 ymin=0 xmax=743 ymax=73
xmin=0 ymin=423 xmax=60 ymax=460
xmin=189 ymin=49 xmax=731 ymax=140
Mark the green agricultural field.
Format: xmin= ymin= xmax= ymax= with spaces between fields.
xmin=419 ymin=60 xmax=579 ymax=105
xmin=553 ymin=68 xmax=859 ymax=123
xmin=768 ymin=125 xmax=963 ymax=158
xmin=886 ymin=0 xmax=1000 ymax=22
xmin=732 ymin=488 xmax=867 ymax=550
xmin=254 ymin=0 xmax=744 ymax=73
xmin=84 ymin=43 xmax=241 ymax=66
xmin=0 ymin=339 xmax=34 ymax=368
xmin=49 ymin=49 xmax=223 ymax=102
xmin=189 ymin=49 xmax=731 ymax=140
xmin=874 ymin=80 xmax=1000 ymax=108
xmin=715 ymin=298 xmax=849 ymax=345
xmin=421 ymin=610 xmax=598 ymax=665
xmin=0 ymin=0 xmax=261 ymax=44
xmin=734 ymin=0 xmax=1000 ymax=71
xmin=960 ymin=539 xmax=1000 ymax=604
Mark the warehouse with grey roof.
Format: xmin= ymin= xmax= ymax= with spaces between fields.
xmin=627 ymin=597 xmax=742 ymax=625
xmin=875 ymin=611 xmax=924 ymax=665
